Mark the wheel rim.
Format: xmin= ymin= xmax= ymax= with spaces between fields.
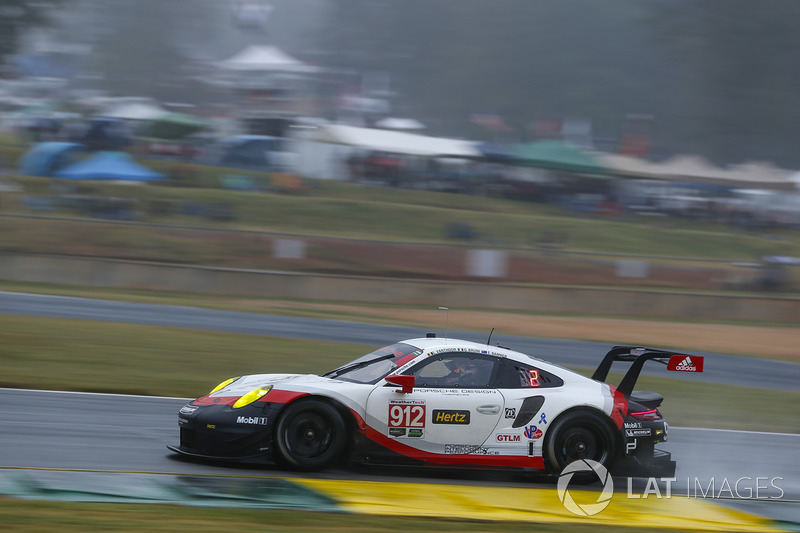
xmin=558 ymin=425 xmax=608 ymax=466
xmin=283 ymin=411 xmax=334 ymax=460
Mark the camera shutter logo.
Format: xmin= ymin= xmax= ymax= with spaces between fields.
xmin=556 ymin=459 xmax=614 ymax=516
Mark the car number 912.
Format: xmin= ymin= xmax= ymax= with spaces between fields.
xmin=389 ymin=403 xmax=426 ymax=428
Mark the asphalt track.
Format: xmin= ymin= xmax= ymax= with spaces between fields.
xmin=1 ymin=291 xmax=798 ymax=525
xmin=0 ymin=290 xmax=798 ymax=390
xmin=1 ymin=388 xmax=797 ymax=504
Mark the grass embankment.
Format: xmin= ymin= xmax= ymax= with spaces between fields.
xmin=1 ymin=313 xmax=796 ymax=433
xmin=0 ymin=500 xmax=684 ymax=533
xmin=3 ymin=174 xmax=799 ymax=261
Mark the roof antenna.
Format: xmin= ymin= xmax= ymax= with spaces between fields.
xmin=487 ymin=327 xmax=494 ymax=345
xmin=438 ymin=306 xmax=449 ymax=342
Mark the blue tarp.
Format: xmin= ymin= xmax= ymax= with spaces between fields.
xmin=18 ymin=142 xmax=86 ymax=177
xmin=54 ymin=151 xmax=164 ymax=181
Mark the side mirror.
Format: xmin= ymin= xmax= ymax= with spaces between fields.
xmin=385 ymin=374 xmax=414 ymax=393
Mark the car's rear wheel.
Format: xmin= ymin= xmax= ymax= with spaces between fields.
xmin=544 ymin=410 xmax=617 ymax=481
xmin=274 ymin=399 xmax=347 ymax=471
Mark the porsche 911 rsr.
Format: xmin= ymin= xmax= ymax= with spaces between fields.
xmin=168 ymin=335 xmax=704 ymax=477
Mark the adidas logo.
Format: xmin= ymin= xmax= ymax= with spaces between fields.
xmin=675 ymin=356 xmax=696 ymax=371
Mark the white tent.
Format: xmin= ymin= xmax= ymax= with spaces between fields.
xmin=216 ymin=45 xmax=318 ymax=73
xmin=98 ymin=102 xmax=167 ymax=121
xmin=594 ymin=153 xmax=664 ymax=179
xmin=725 ymin=161 xmax=796 ymax=191
xmin=310 ymin=124 xmax=479 ymax=158
xmin=374 ymin=117 xmax=426 ymax=131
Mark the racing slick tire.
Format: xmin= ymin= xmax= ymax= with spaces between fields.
xmin=274 ymin=399 xmax=347 ymax=471
xmin=543 ymin=410 xmax=617 ymax=481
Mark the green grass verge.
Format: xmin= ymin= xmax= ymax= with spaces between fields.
xmin=0 ymin=314 xmax=796 ymax=433
xmin=0 ymin=500 xmax=684 ymax=533
xmin=4 ymin=174 xmax=799 ymax=260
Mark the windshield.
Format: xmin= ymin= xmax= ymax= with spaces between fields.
xmin=323 ymin=343 xmax=421 ymax=384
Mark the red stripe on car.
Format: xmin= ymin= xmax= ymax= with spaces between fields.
xmin=359 ymin=422 xmax=545 ymax=469
xmin=608 ymin=385 xmax=629 ymax=430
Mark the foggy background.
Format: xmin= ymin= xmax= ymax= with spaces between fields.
xmin=3 ymin=0 xmax=800 ymax=166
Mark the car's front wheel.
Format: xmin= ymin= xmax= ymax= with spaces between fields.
xmin=543 ymin=410 xmax=617 ymax=480
xmin=274 ymin=399 xmax=347 ymax=471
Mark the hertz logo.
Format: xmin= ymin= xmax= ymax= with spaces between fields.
xmin=432 ymin=409 xmax=470 ymax=424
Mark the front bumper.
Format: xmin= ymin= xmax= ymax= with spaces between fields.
xmin=168 ymin=401 xmax=284 ymax=462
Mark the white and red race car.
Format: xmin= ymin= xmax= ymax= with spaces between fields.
xmin=168 ymin=334 xmax=704 ymax=477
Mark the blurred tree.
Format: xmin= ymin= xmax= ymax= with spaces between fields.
xmin=315 ymin=0 xmax=800 ymax=166
xmin=314 ymin=1 xmax=669 ymax=143
xmin=647 ymin=0 xmax=800 ymax=166
xmin=84 ymin=0 xmax=223 ymax=101
xmin=0 ymin=0 xmax=63 ymax=64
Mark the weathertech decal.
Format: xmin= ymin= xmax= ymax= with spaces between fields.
xmin=432 ymin=409 xmax=470 ymax=424
xmin=667 ymin=355 xmax=704 ymax=372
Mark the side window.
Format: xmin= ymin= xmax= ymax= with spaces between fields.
xmin=408 ymin=354 xmax=497 ymax=388
xmin=495 ymin=360 xmax=564 ymax=389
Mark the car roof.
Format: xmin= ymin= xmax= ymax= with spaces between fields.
xmin=402 ymin=336 xmax=585 ymax=380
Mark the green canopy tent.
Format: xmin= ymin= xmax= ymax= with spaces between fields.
xmin=148 ymin=112 xmax=208 ymax=140
xmin=511 ymin=140 xmax=608 ymax=175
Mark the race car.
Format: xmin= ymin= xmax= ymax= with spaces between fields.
xmin=168 ymin=334 xmax=704 ymax=477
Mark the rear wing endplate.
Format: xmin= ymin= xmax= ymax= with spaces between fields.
xmin=592 ymin=346 xmax=704 ymax=397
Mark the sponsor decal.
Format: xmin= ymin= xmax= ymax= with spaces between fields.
xmin=667 ymin=355 xmax=704 ymax=372
xmin=524 ymin=425 xmax=543 ymax=439
xmin=236 ymin=416 xmax=268 ymax=425
xmin=389 ymin=399 xmax=426 ymax=429
xmin=407 ymin=429 xmax=424 ymax=438
xmin=179 ymin=405 xmax=198 ymax=415
xmin=178 ymin=417 xmax=189 ymax=425
xmin=626 ymin=428 xmax=652 ymax=437
xmin=206 ymin=424 xmax=215 ymax=429
xmin=432 ymin=409 xmax=470 ymax=424
xmin=429 ymin=347 xmax=506 ymax=356
xmin=388 ymin=427 xmax=407 ymax=437
xmin=444 ymin=444 xmax=500 ymax=455
xmin=504 ymin=407 xmax=517 ymax=419
xmin=624 ymin=422 xmax=642 ymax=429
xmin=496 ymin=434 xmax=521 ymax=442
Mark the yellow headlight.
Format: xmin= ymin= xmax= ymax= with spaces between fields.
xmin=209 ymin=377 xmax=239 ymax=394
xmin=232 ymin=386 xmax=272 ymax=409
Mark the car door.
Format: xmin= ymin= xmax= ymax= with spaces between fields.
xmin=365 ymin=352 xmax=504 ymax=457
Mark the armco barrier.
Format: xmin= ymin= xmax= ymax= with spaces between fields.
xmin=0 ymin=252 xmax=798 ymax=322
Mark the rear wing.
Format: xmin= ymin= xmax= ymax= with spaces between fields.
xmin=592 ymin=346 xmax=704 ymax=397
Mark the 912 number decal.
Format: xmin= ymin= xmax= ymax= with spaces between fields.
xmin=388 ymin=400 xmax=426 ymax=428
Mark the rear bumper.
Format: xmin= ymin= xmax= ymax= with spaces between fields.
xmin=614 ymin=448 xmax=676 ymax=478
